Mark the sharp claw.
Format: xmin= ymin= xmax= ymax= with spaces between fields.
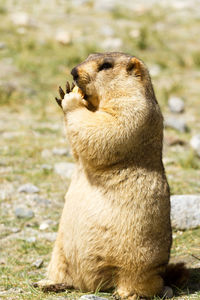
xmin=59 ymin=86 xmax=65 ymax=99
xmin=55 ymin=97 xmax=62 ymax=108
xmin=71 ymin=82 xmax=75 ymax=91
xmin=66 ymin=81 xmax=70 ymax=93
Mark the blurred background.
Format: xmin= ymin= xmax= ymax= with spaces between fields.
xmin=0 ymin=0 xmax=200 ymax=299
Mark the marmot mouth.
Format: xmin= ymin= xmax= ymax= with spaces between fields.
xmin=74 ymin=81 xmax=89 ymax=101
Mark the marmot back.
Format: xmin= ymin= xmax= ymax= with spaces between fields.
xmin=37 ymin=52 xmax=187 ymax=299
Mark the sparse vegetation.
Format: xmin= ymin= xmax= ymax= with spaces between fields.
xmin=0 ymin=0 xmax=199 ymax=299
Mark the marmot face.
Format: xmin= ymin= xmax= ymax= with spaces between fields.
xmin=71 ymin=52 xmax=150 ymax=108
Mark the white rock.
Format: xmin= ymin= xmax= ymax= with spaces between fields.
xmin=14 ymin=207 xmax=34 ymax=219
xmin=164 ymin=117 xmax=187 ymax=133
xmin=11 ymin=12 xmax=35 ymax=27
xmin=26 ymin=236 xmax=36 ymax=243
xmin=190 ymin=134 xmax=200 ymax=157
xmin=171 ymin=195 xmax=200 ymax=230
xmin=54 ymin=162 xmax=75 ymax=179
xmin=149 ymin=64 xmax=161 ymax=77
xmin=11 ymin=227 xmax=20 ymax=233
xmin=168 ymin=96 xmax=184 ymax=113
xmin=56 ymin=30 xmax=71 ymax=45
xmin=39 ymin=222 xmax=49 ymax=231
xmin=80 ymin=295 xmax=107 ymax=300
xmin=18 ymin=183 xmax=39 ymax=193
xmin=102 ymin=38 xmax=122 ymax=51
xmin=52 ymin=147 xmax=68 ymax=156
xmin=32 ymin=258 xmax=43 ymax=268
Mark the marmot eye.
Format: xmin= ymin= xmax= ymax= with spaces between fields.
xmin=99 ymin=62 xmax=113 ymax=71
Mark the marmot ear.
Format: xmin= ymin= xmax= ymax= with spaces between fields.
xmin=126 ymin=57 xmax=142 ymax=78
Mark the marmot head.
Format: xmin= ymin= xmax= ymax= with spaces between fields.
xmin=71 ymin=52 xmax=157 ymax=109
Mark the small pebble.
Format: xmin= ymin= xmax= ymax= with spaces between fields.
xmin=168 ymin=96 xmax=184 ymax=113
xmin=56 ymin=30 xmax=71 ymax=45
xmin=26 ymin=236 xmax=36 ymax=243
xmin=11 ymin=12 xmax=35 ymax=27
xmin=18 ymin=183 xmax=39 ymax=194
xmin=33 ymin=195 xmax=51 ymax=206
xmin=0 ymin=42 xmax=6 ymax=49
xmin=39 ymin=222 xmax=49 ymax=231
xmin=52 ymin=147 xmax=68 ymax=156
xmin=171 ymin=195 xmax=200 ymax=229
xmin=14 ymin=207 xmax=34 ymax=219
xmin=164 ymin=117 xmax=188 ymax=133
xmin=32 ymin=258 xmax=43 ymax=268
xmin=11 ymin=227 xmax=20 ymax=233
xmin=41 ymin=164 xmax=52 ymax=171
xmin=190 ymin=134 xmax=200 ymax=157
xmin=79 ymin=295 xmax=107 ymax=300
xmin=149 ymin=64 xmax=161 ymax=77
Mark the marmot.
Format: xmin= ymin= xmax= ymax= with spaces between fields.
xmin=37 ymin=52 xmax=188 ymax=298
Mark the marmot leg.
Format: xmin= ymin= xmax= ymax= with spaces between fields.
xmin=36 ymin=238 xmax=73 ymax=292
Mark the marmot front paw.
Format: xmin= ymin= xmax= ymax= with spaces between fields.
xmin=55 ymin=81 xmax=85 ymax=112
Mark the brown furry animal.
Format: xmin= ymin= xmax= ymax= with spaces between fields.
xmin=37 ymin=52 xmax=188 ymax=298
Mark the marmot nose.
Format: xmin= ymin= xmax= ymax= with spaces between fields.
xmin=71 ymin=67 xmax=79 ymax=81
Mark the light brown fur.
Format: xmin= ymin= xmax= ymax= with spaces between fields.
xmin=42 ymin=52 xmax=174 ymax=298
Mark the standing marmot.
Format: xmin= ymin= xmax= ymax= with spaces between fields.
xmin=37 ymin=52 xmax=187 ymax=298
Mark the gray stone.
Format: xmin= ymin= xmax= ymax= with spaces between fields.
xmin=14 ymin=207 xmax=34 ymax=219
xmin=190 ymin=134 xmax=200 ymax=157
xmin=52 ymin=147 xmax=68 ymax=156
xmin=79 ymin=295 xmax=107 ymax=300
xmin=33 ymin=195 xmax=51 ymax=206
xmin=164 ymin=117 xmax=187 ymax=132
xmin=168 ymin=96 xmax=184 ymax=113
xmin=171 ymin=195 xmax=200 ymax=230
xmin=18 ymin=183 xmax=39 ymax=194
xmin=41 ymin=164 xmax=52 ymax=171
xmin=54 ymin=162 xmax=75 ymax=179
xmin=32 ymin=258 xmax=43 ymax=268
xmin=39 ymin=232 xmax=57 ymax=242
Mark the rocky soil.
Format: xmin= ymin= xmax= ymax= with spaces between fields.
xmin=0 ymin=0 xmax=200 ymax=299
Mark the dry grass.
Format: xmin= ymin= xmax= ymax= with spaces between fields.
xmin=0 ymin=0 xmax=200 ymax=299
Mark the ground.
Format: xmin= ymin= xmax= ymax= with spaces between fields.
xmin=0 ymin=0 xmax=200 ymax=299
